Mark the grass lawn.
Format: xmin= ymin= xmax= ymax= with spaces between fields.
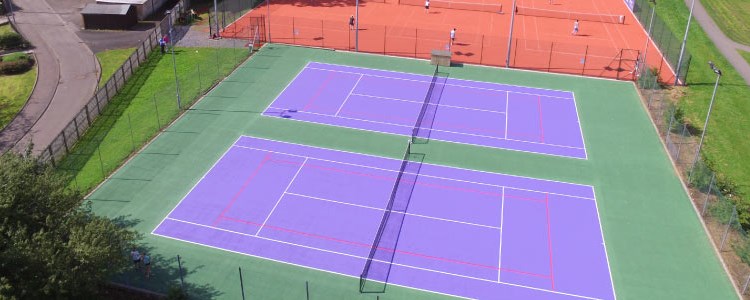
xmin=96 ymin=48 xmax=135 ymax=88
xmin=701 ymin=0 xmax=750 ymax=46
xmin=0 ymin=23 xmax=13 ymax=35
xmin=741 ymin=50 xmax=750 ymax=66
xmin=656 ymin=0 xmax=750 ymax=222
xmin=0 ymin=64 xmax=36 ymax=130
xmin=57 ymin=46 xmax=249 ymax=192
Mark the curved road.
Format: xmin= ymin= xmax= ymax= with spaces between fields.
xmin=688 ymin=0 xmax=750 ymax=85
xmin=0 ymin=0 xmax=99 ymax=155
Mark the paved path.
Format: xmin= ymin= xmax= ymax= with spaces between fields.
xmin=0 ymin=0 xmax=99 ymax=155
xmin=689 ymin=0 xmax=750 ymax=85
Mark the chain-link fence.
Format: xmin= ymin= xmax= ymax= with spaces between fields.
xmin=207 ymin=0 xmax=265 ymax=38
xmin=632 ymin=0 xmax=692 ymax=85
xmin=637 ymin=74 xmax=750 ymax=297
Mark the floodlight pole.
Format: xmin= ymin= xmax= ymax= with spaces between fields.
xmin=690 ymin=61 xmax=721 ymax=179
xmin=355 ymin=0 xmax=359 ymax=52
xmin=166 ymin=10 xmax=182 ymax=110
xmin=505 ymin=0 xmax=516 ymax=68
xmin=674 ymin=0 xmax=695 ymax=86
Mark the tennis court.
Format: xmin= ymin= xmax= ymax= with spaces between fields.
xmin=153 ymin=136 xmax=614 ymax=300
xmin=263 ymin=62 xmax=587 ymax=159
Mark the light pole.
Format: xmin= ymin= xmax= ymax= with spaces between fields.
xmin=166 ymin=10 xmax=182 ymax=110
xmin=689 ymin=61 xmax=722 ymax=179
xmin=505 ymin=0 xmax=516 ymax=68
xmin=675 ymin=0 xmax=696 ymax=86
xmin=214 ymin=0 xmax=220 ymax=38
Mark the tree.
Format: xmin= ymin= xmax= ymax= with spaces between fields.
xmin=0 ymin=151 xmax=138 ymax=299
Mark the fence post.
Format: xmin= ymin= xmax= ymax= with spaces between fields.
xmin=85 ymin=104 xmax=92 ymax=126
xmin=383 ymin=25 xmax=387 ymax=55
xmin=414 ymin=28 xmax=418 ymax=58
xmin=292 ymin=17 xmax=296 ymax=45
xmin=582 ymin=45 xmax=588 ymax=75
xmin=61 ymin=130 xmax=70 ymax=154
xmin=702 ymin=173 xmax=715 ymax=216
xmin=95 ymin=91 xmax=102 ymax=114
xmin=305 ymin=281 xmax=310 ymax=300
xmin=177 ymin=255 xmax=186 ymax=292
xmin=479 ymin=34 xmax=484 ymax=64
xmin=47 ymin=146 xmax=55 ymax=167
xmin=547 ymin=42 xmax=554 ymax=72
xmin=720 ymin=208 xmax=737 ymax=251
xmin=73 ymin=117 xmax=81 ymax=140
xmin=153 ymin=94 xmax=162 ymax=129
xmin=742 ymin=273 xmax=750 ymax=295
xmin=239 ymin=267 xmax=246 ymax=300
xmin=321 ymin=20 xmax=325 ymax=48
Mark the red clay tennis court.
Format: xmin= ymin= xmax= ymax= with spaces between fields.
xmin=222 ymin=0 xmax=678 ymax=83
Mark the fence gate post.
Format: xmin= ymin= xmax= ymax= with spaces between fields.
xmin=702 ymin=174 xmax=715 ymax=216
xmin=720 ymin=208 xmax=737 ymax=251
xmin=742 ymin=273 xmax=750 ymax=294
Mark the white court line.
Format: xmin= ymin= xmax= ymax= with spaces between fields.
xmin=498 ymin=186 xmax=506 ymax=283
xmin=570 ymin=91 xmax=589 ymax=159
xmin=255 ymin=158 xmax=308 ymax=236
xmin=504 ymin=91 xmax=510 ymax=139
xmin=270 ymin=106 xmax=585 ymax=150
xmin=309 ymin=61 xmax=576 ymax=94
xmin=233 ymin=144 xmax=596 ymax=201
xmin=285 ymin=192 xmax=502 ymax=230
xmin=241 ymin=135 xmax=597 ymax=190
xmin=591 ymin=186 xmax=617 ymax=299
xmin=150 ymin=136 xmax=243 ymax=235
xmin=305 ymin=66 xmax=574 ymax=100
xmin=335 ymin=74 xmax=363 ymax=116
xmin=162 ymin=217 xmax=604 ymax=300
xmin=351 ymin=93 xmax=507 ymax=115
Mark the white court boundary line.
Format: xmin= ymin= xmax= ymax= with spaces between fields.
xmin=268 ymin=106 xmax=586 ymax=151
xmin=335 ymin=74 xmax=363 ymax=116
xmin=255 ymin=158 xmax=308 ymax=236
xmin=285 ymin=192 xmax=502 ymax=230
xmin=149 ymin=136 xmax=609 ymax=300
xmin=241 ymin=135 xmax=597 ymax=191
xmin=310 ymin=59 xmax=575 ymax=94
xmin=232 ymin=143 xmax=596 ymax=201
xmin=158 ymin=217 xmax=604 ymax=300
xmin=306 ymin=66 xmax=575 ymax=100
xmin=570 ymin=91 xmax=590 ymax=159
xmin=591 ymin=186 xmax=618 ymax=299
xmin=497 ymin=186 xmax=506 ymax=283
xmin=350 ymin=93 xmax=508 ymax=115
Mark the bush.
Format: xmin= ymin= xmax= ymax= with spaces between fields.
xmin=1 ymin=52 xmax=29 ymax=62
xmin=0 ymin=32 xmax=27 ymax=50
xmin=0 ymin=55 xmax=34 ymax=75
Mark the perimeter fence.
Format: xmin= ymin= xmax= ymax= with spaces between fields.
xmin=632 ymin=0 xmax=691 ymax=85
xmin=637 ymin=72 xmax=750 ymax=297
xmin=38 ymin=4 xmax=256 ymax=191
xmin=251 ymin=14 xmax=642 ymax=81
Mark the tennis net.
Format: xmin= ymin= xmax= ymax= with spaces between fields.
xmin=412 ymin=65 xmax=446 ymax=144
xmin=398 ymin=0 xmax=503 ymax=14
xmin=360 ymin=142 xmax=423 ymax=293
xmin=516 ymin=6 xmax=625 ymax=24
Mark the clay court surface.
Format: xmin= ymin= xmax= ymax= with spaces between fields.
xmin=231 ymin=0 xmax=676 ymax=82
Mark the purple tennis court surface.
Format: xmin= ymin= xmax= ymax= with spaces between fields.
xmin=153 ymin=136 xmax=613 ymax=299
xmin=262 ymin=62 xmax=587 ymax=159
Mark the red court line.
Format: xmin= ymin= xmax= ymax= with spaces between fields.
xmin=212 ymin=153 xmax=273 ymax=225
xmin=545 ymin=193 xmax=556 ymax=290
xmin=302 ymin=72 xmax=335 ymax=111
xmin=538 ymin=96 xmax=545 ymax=143
xmin=216 ymin=215 xmax=550 ymax=279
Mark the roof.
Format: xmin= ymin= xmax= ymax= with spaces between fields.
xmin=81 ymin=3 xmax=133 ymax=15
xmin=96 ymin=0 xmax=148 ymax=5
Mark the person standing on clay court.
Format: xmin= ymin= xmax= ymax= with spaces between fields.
xmin=425 ymin=0 xmax=430 ymax=13
xmin=450 ymin=28 xmax=456 ymax=46
xmin=572 ymin=19 xmax=579 ymax=35
xmin=349 ymin=15 xmax=355 ymax=30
